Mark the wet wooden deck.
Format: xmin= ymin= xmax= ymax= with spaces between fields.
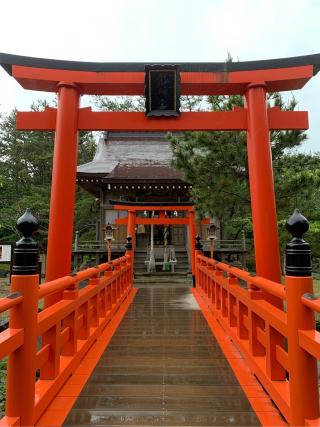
xmin=63 ymin=287 xmax=260 ymax=426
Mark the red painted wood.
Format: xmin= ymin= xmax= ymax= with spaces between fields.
xmin=113 ymin=205 xmax=193 ymax=211
xmin=12 ymin=65 xmax=313 ymax=94
xmin=245 ymin=84 xmax=282 ymax=288
xmin=116 ymin=217 xmax=189 ymax=225
xmin=116 ymin=217 xmax=209 ymax=225
xmin=45 ymin=84 xmax=80 ymax=305
xmin=16 ymin=108 xmax=308 ymax=131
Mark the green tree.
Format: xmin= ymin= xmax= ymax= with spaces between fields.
xmin=169 ymin=93 xmax=320 ymax=249
xmin=93 ymin=95 xmax=145 ymax=111
xmin=0 ymin=101 xmax=97 ymax=245
xmin=91 ymin=92 xmax=320 ymax=257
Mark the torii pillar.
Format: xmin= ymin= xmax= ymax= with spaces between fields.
xmin=245 ymin=82 xmax=282 ymax=306
xmin=44 ymin=82 xmax=80 ymax=307
xmin=127 ymin=210 xmax=136 ymax=249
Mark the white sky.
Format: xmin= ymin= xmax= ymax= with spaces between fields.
xmin=0 ymin=0 xmax=319 ymax=152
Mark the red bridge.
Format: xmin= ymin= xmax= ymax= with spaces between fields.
xmin=0 ymin=53 xmax=319 ymax=426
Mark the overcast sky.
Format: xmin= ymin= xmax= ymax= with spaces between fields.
xmin=0 ymin=0 xmax=319 ymax=152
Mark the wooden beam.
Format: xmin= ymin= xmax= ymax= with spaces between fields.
xmin=115 ymin=217 xmax=210 ymax=225
xmin=112 ymin=205 xmax=193 ymax=212
xmin=267 ymin=107 xmax=309 ymax=130
xmin=16 ymin=108 xmax=308 ymax=131
xmin=12 ymin=64 xmax=313 ymax=94
xmin=116 ymin=217 xmax=189 ymax=225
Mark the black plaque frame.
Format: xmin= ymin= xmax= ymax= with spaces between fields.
xmin=144 ymin=64 xmax=180 ymax=117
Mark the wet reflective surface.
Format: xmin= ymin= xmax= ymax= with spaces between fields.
xmin=64 ymin=287 xmax=260 ymax=426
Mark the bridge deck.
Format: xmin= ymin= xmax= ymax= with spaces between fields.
xmin=63 ymin=287 xmax=261 ymax=426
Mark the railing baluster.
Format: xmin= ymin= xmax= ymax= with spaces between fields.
xmin=193 ymin=210 xmax=320 ymax=426
xmin=285 ymin=209 xmax=319 ymax=425
xmin=249 ymin=311 xmax=265 ymax=357
xmin=6 ymin=209 xmax=39 ymax=426
xmin=265 ymin=323 xmax=285 ymax=380
xmin=61 ymin=280 xmax=79 ymax=356
xmin=78 ymin=301 xmax=90 ymax=340
xmin=227 ymin=273 xmax=237 ymax=328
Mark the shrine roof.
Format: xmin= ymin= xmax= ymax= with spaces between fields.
xmin=77 ymin=132 xmax=183 ymax=182
xmin=1 ymin=52 xmax=320 ymax=74
xmin=103 ymin=164 xmax=182 ymax=182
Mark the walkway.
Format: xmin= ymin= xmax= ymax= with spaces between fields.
xmin=63 ymin=286 xmax=260 ymax=426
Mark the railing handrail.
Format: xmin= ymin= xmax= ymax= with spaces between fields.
xmin=0 ymin=293 xmax=23 ymax=315
xmin=195 ymin=252 xmax=320 ymax=426
xmin=38 ymin=256 xmax=128 ymax=298
xmin=196 ymin=254 xmax=286 ymax=300
xmin=0 ymin=253 xmax=133 ymax=426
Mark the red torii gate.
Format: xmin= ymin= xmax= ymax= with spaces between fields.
xmin=0 ymin=52 xmax=318 ymax=307
xmin=109 ymin=200 xmax=209 ymax=281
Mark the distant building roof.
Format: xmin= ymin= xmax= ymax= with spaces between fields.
xmin=77 ymin=132 xmax=183 ymax=182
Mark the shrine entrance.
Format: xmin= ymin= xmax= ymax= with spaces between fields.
xmin=110 ymin=200 xmax=208 ymax=279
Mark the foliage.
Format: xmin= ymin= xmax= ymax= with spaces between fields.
xmin=92 ymin=94 xmax=208 ymax=113
xmin=0 ymin=101 xmax=96 ymax=247
xmin=93 ymin=95 xmax=145 ymax=112
xmin=169 ymin=93 xmax=320 ymax=256
xmin=92 ymin=91 xmax=320 ymax=256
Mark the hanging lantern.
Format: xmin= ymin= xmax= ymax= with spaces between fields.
xmin=207 ymin=223 xmax=218 ymax=260
xmin=104 ymin=223 xmax=116 ymax=242
xmin=207 ymin=223 xmax=217 ymax=240
xmin=104 ymin=223 xmax=116 ymax=263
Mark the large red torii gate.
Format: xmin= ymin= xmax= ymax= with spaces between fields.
xmin=0 ymin=52 xmax=319 ymax=307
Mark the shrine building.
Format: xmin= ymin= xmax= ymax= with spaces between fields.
xmin=75 ymin=131 xmax=226 ymax=272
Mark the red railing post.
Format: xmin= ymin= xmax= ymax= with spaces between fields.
xmin=88 ymin=273 xmax=100 ymax=328
xmin=6 ymin=210 xmax=39 ymax=426
xmin=286 ymin=275 xmax=319 ymax=425
xmin=285 ymin=210 xmax=319 ymax=425
xmin=125 ymin=235 xmax=133 ymax=287
xmin=227 ymin=273 xmax=238 ymax=328
xmin=194 ymin=235 xmax=203 ymax=290
xmin=127 ymin=210 xmax=135 ymax=280
xmin=104 ymin=265 xmax=113 ymax=314
xmin=189 ymin=210 xmax=196 ymax=287
xmin=62 ymin=280 xmax=79 ymax=356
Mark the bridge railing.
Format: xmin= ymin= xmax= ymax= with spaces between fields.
xmin=0 ymin=252 xmax=133 ymax=426
xmin=195 ymin=251 xmax=320 ymax=426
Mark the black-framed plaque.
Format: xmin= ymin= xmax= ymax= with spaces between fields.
xmin=144 ymin=64 xmax=180 ymax=117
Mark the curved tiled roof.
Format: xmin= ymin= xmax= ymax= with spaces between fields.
xmin=1 ymin=52 xmax=320 ymax=74
xmin=77 ymin=133 xmax=183 ymax=181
